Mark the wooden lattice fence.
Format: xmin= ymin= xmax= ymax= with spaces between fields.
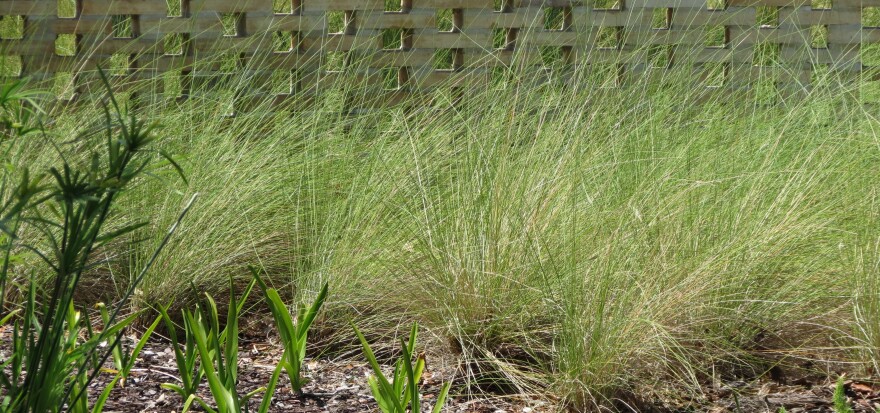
xmin=0 ymin=0 xmax=877 ymax=107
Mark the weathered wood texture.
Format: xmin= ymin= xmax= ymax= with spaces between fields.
xmin=0 ymin=0 xmax=876 ymax=103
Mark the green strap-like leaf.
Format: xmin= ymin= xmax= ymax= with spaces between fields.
xmin=158 ymin=149 xmax=189 ymax=185
xmin=160 ymin=383 xmax=187 ymax=398
xmin=258 ymin=360 xmax=287 ymax=413
xmin=400 ymin=338 xmax=420 ymax=413
xmin=296 ymin=282 xmax=328 ymax=341
xmin=224 ymin=280 xmax=239 ymax=389
xmin=158 ymin=304 xmax=194 ymax=393
xmin=414 ymin=357 xmax=425 ymax=388
xmin=185 ymin=310 xmax=237 ymax=413
xmin=264 ymin=289 xmax=296 ymax=346
xmin=0 ymin=308 xmax=19 ymax=327
xmin=91 ymin=375 xmax=121 ymax=413
xmin=431 ymin=382 xmax=452 ymax=413
xmin=181 ymin=394 xmax=198 ymax=413
xmin=218 ymin=278 xmax=255 ymax=344
xmin=368 ymin=376 xmax=394 ymax=413
xmin=124 ymin=313 xmax=163 ymax=376
xmin=353 ymin=323 xmax=406 ymax=413
xmin=407 ymin=322 xmax=418 ymax=357
xmin=93 ymin=220 xmax=148 ymax=247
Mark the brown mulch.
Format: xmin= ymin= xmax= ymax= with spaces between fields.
xmin=3 ymin=329 xmax=880 ymax=412
xmin=79 ymin=343 xmax=880 ymax=413
xmin=65 ymin=337 xmax=550 ymax=413
xmin=694 ymin=378 xmax=880 ymax=413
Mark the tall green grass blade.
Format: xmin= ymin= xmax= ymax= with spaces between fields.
xmin=158 ymin=149 xmax=188 ymax=185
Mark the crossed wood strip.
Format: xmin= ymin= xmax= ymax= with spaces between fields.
xmin=0 ymin=0 xmax=876 ymax=106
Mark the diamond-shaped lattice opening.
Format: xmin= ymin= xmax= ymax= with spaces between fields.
xmin=811 ymin=64 xmax=831 ymax=84
xmin=163 ymin=70 xmax=184 ymax=98
xmin=219 ymin=53 xmax=242 ymax=73
xmin=273 ymin=0 xmax=301 ymax=15
xmin=648 ymin=44 xmax=673 ymax=69
xmin=594 ymin=0 xmax=622 ymax=11
xmin=327 ymin=11 xmax=347 ymax=34
xmin=220 ymin=13 xmax=244 ymax=37
xmin=705 ymin=25 xmax=727 ymax=48
xmin=865 ymin=12 xmax=880 ymax=66
xmin=811 ymin=25 xmax=828 ymax=48
xmin=58 ymin=0 xmax=77 ymax=18
xmin=490 ymin=66 xmax=510 ymax=88
xmin=434 ymin=49 xmax=461 ymax=70
xmin=382 ymin=28 xmax=404 ymax=49
xmin=861 ymin=69 xmax=880 ymax=103
xmin=706 ymin=0 xmax=725 ymax=11
xmin=109 ymin=53 xmax=130 ymax=76
xmin=756 ymin=6 xmax=779 ymax=28
xmin=754 ymin=73 xmax=777 ymax=105
xmin=702 ymin=62 xmax=726 ymax=87
xmin=652 ymin=8 xmax=671 ymax=29
xmin=167 ymin=0 xmax=187 ymax=17
xmin=381 ymin=67 xmax=400 ymax=90
xmin=438 ymin=9 xmax=462 ymax=32
xmin=544 ymin=7 xmax=567 ymax=31
xmin=753 ymin=42 xmax=780 ymax=66
xmin=541 ymin=46 xmax=567 ymax=68
xmin=862 ymin=43 xmax=880 ymax=66
xmin=437 ymin=9 xmax=454 ymax=31
xmin=324 ymin=51 xmax=347 ymax=72
xmin=385 ymin=0 xmax=411 ymax=12
xmin=55 ymin=34 xmax=77 ymax=56
xmin=493 ymin=27 xmax=513 ymax=50
xmin=112 ymin=15 xmax=135 ymax=38
xmin=0 ymin=16 xmax=24 ymax=40
xmin=0 ymin=55 xmax=22 ymax=77
xmin=812 ymin=0 xmax=831 ymax=10
xmin=273 ymin=31 xmax=297 ymax=53
xmin=494 ymin=0 xmax=512 ymax=12
xmin=864 ymin=7 xmax=880 ymax=27
xmin=592 ymin=63 xmax=620 ymax=88
xmin=54 ymin=72 xmax=76 ymax=100
xmin=596 ymin=26 xmax=621 ymax=49
xmin=163 ymin=33 xmax=188 ymax=55
xmin=271 ymin=70 xmax=297 ymax=94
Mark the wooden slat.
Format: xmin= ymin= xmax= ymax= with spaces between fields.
xmin=0 ymin=0 xmax=872 ymax=109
